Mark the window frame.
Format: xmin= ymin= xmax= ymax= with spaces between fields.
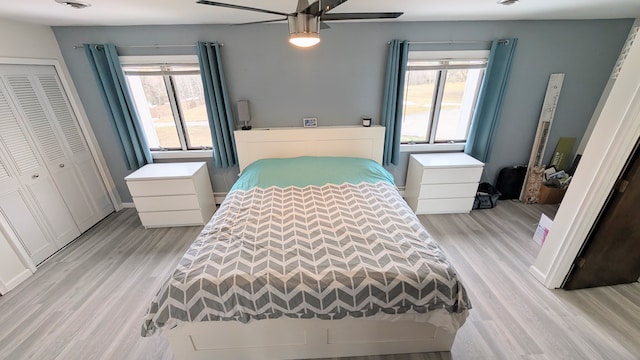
xmin=120 ymin=55 xmax=211 ymax=157
xmin=400 ymin=50 xmax=489 ymax=152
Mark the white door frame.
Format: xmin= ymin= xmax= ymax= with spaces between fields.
xmin=530 ymin=33 xmax=640 ymax=288
xmin=0 ymin=213 xmax=37 ymax=282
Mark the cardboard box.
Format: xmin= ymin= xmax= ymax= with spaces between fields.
xmin=538 ymin=185 xmax=566 ymax=204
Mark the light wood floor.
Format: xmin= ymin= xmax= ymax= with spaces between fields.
xmin=0 ymin=202 xmax=639 ymax=360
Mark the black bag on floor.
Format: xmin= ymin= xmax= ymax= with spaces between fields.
xmin=495 ymin=165 xmax=527 ymax=200
xmin=473 ymin=182 xmax=501 ymax=210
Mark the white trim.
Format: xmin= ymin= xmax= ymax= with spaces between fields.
xmin=400 ymin=143 xmax=465 ymax=153
xmin=528 ymin=265 xmax=547 ymax=284
xmin=0 ymin=269 xmax=32 ymax=294
xmin=121 ymin=202 xmax=136 ymax=209
xmin=546 ymin=88 xmax=639 ymax=288
xmin=0 ymin=56 xmax=63 ymax=66
xmin=119 ymin=55 xmax=198 ymax=65
xmin=0 ymin=213 xmax=36 ymax=273
xmin=152 ymin=150 xmax=211 ymax=160
xmin=0 ymin=212 xmax=34 ymax=295
xmin=530 ymin=32 xmax=640 ymax=289
xmin=408 ymin=50 xmax=490 ymax=60
xmin=214 ymin=193 xmax=226 ymax=205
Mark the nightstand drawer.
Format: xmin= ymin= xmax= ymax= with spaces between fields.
xmin=126 ymin=179 xmax=196 ymax=197
xmin=411 ymin=197 xmax=476 ymax=214
xmin=417 ymin=183 xmax=479 ymax=199
xmin=138 ymin=210 xmax=205 ymax=228
xmin=133 ymin=195 xmax=200 ymax=212
xmin=421 ymin=167 xmax=483 ymax=184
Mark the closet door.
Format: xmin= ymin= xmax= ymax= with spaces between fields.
xmin=34 ymin=70 xmax=114 ymax=222
xmin=0 ymin=87 xmax=64 ymax=264
xmin=0 ymin=166 xmax=55 ymax=266
xmin=0 ymin=66 xmax=110 ymax=233
xmin=0 ymin=77 xmax=79 ymax=249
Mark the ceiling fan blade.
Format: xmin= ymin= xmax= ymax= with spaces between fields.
xmin=196 ymin=0 xmax=292 ymax=17
xmin=320 ymin=21 xmax=331 ymax=30
xmin=236 ymin=17 xmax=288 ymax=25
xmin=302 ymin=0 xmax=349 ymax=16
xmin=321 ymin=12 xmax=403 ymax=21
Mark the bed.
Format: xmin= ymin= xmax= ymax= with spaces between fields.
xmin=141 ymin=127 xmax=471 ymax=360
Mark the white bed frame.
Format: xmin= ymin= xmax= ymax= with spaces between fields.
xmin=167 ymin=318 xmax=455 ymax=360
xmin=165 ymin=126 xmax=460 ymax=359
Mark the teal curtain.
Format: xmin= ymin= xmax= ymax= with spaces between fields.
xmin=196 ymin=41 xmax=237 ymax=168
xmin=84 ymin=43 xmax=151 ymax=170
xmin=381 ymin=40 xmax=409 ymax=166
xmin=465 ymin=38 xmax=518 ymax=162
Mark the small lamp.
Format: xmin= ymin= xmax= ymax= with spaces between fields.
xmin=236 ymin=100 xmax=252 ymax=130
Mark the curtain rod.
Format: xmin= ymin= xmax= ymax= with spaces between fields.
xmin=72 ymin=43 xmax=223 ymax=49
xmin=388 ymin=40 xmax=509 ymax=45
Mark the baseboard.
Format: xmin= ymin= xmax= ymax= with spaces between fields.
xmin=0 ymin=268 xmax=33 ymax=295
xmin=529 ymin=265 xmax=548 ymax=286
xmin=121 ymin=202 xmax=136 ymax=208
xmin=214 ymin=192 xmax=227 ymax=205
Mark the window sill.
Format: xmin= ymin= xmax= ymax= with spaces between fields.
xmin=151 ymin=150 xmax=211 ymax=160
xmin=400 ymin=143 xmax=466 ymax=153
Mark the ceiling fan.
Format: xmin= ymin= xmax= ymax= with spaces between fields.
xmin=196 ymin=0 xmax=403 ymax=47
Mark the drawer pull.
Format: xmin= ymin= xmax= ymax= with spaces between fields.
xmin=32 ymin=174 xmax=40 ymax=179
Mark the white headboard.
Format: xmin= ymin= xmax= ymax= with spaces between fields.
xmin=234 ymin=125 xmax=385 ymax=172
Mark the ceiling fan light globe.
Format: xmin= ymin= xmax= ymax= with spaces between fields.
xmin=289 ymin=34 xmax=321 ymax=47
xmin=288 ymin=13 xmax=320 ymax=47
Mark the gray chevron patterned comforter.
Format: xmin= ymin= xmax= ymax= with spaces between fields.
xmin=142 ymin=181 xmax=470 ymax=336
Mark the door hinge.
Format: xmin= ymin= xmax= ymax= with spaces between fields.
xmin=618 ymin=179 xmax=630 ymax=193
xmin=577 ymin=257 xmax=586 ymax=268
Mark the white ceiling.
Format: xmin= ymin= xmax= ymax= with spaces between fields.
xmin=1 ymin=0 xmax=639 ymax=27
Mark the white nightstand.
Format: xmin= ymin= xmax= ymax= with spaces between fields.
xmin=125 ymin=162 xmax=215 ymax=228
xmin=404 ymin=153 xmax=484 ymax=214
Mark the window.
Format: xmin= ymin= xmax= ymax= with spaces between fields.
xmin=401 ymin=51 xmax=488 ymax=145
xmin=122 ymin=56 xmax=211 ymax=152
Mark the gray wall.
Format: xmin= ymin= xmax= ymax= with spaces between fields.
xmin=53 ymin=20 xmax=633 ymax=202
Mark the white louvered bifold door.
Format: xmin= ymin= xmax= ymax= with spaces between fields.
xmin=1 ymin=65 xmax=112 ymax=234
xmin=34 ymin=70 xmax=114 ymax=222
xmin=0 ymin=70 xmax=80 ymax=247
xmin=0 ymin=80 xmax=63 ymax=265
